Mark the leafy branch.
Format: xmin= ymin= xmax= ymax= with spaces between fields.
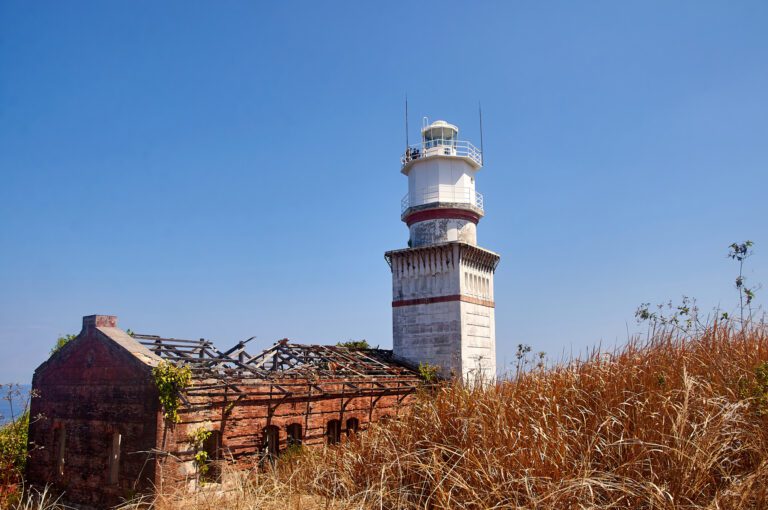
xmin=336 ymin=339 xmax=372 ymax=349
xmin=418 ymin=362 xmax=440 ymax=383
xmin=635 ymin=296 xmax=704 ymax=337
xmin=729 ymin=241 xmax=759 ymax=325
xmin=152 ymin=361 xmax=192 ymax=424
xmin=50 ymin=334 xmax=76 ymax=356
xmin=188 ymin=426 xmax=212 ymax=479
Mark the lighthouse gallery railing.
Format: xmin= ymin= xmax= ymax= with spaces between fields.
xmin=401 ymin=186 xmax=484 ymax=215
xmin=401 ymin=139 xmax=482 ymax=167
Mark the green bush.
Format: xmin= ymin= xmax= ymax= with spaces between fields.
xmin=336 ymin=339 xmax=371 ymax=349
xmin=0 ymin=410 xmax=29 ymax=506
xmin=189 ymin=426 xmax=212 ymax=476
xmin=49 ymin=334 xmax=76 ymax=356
xmin=418 ymin=362 xmax=440 ymax=382
xmin=152 ymin=361 xmax=192 ymax=424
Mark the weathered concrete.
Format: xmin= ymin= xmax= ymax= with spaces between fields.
xmin=386 ymin=243 xmax=499 ymax=380
xmin=409 ymin=217 xmax=477 ymax=247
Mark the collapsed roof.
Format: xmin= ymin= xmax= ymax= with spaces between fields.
xmin=133 ymin=334 xmax=420 ymax=381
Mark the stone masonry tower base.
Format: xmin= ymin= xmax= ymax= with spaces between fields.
xmin=385 ymin=242 xmax=499 ymax=381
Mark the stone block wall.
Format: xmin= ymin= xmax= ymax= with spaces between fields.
xmin=387 ymin=242 xmax=500 ymax=380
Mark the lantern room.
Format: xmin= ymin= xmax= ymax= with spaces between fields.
xmin=401 ymin=118 xmax=482 ymax=175
xmin=422 ymin=119 xmax=458 ymax=155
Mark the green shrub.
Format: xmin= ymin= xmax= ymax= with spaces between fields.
xmin=0 ymin=411 xmax=29 ymax=506
xmin=336 ymin=339 xmax=371 ymax=349
xmin=752 ymin=361 xmax=768 ymax=416
xmin=189 ymin=426 xmax=212 ymax=478
xmin=49 ymin=334 xmax=76 ymax=356
xmin=152 ymin=361 xmax=192 ymax=424
xmin=418 ymin=362 xmax=440 ymax=382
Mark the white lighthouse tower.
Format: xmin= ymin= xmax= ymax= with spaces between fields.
xmin=385 ymin=118 xmax=500 ymax=381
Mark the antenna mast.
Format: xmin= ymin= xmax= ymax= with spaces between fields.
xmin=405 ymin=96 xmax=410 ymax=149
xmin=478 ymin=102 xmax=485 ymax=166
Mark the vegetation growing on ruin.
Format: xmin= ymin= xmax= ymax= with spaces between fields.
xmin=49 ymin=334 xmax=76 ymax=357
xmin=417 ymin=361 xmax=439 ymax=382
xmin=152 ymin=361 xmax=192 ymax=424
xmin=189 ymin=426 xmax=213 ymax=479
xmin=336 ymin=339 xmax=371 ymax=349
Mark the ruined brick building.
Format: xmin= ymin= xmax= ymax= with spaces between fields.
xmin=27 ymin=314 xmax=422 ymax=507
xmin=26 ymin=118 xmax=500 ymax=507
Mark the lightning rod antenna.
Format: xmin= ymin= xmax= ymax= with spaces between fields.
xmin=478 ymin=102 xmax=485 ymax=166
xmin=405 ymin=95 xmax=410 ymax=149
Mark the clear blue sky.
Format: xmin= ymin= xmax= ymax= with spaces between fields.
xmin=1 ymin=1 xmax=767 ymax=383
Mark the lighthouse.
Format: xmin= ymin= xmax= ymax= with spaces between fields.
xmin=385 ymin=118 xmax=500 ymax=381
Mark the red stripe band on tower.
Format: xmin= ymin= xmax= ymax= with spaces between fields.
xmin=392 ymin=294 xmax=495 ymax=308
xmin=403 ymin=207 xmax=482 ymax=227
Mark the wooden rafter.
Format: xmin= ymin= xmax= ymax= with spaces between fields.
xmin=134 ymin=334 xmax=423 ymax=386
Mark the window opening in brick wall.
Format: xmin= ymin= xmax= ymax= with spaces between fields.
xmin=286 ymin=423 xmax=302 ymax=448
xmin=346 ymin=417 xmax=359 ymax=437
xmin=108 ymin=431 xmax=121 ymax=484
xmin=203 ymin=430 xmax=222 ymax=481
xmin=203 ymin=430 xmax=221 ymax=460
xmin=263 ymin=425 xmax=280 ymax=458
xmin=326 ymin=420 xmax=341 ymax=445
xmin=55 ymin=424 xmax=66 ymax=478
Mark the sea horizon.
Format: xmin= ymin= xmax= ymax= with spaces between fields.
xmin=0 ymin=383 xmax=32 ymax=425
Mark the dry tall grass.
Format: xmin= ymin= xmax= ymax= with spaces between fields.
xmin=15 ymin=323 xmax=768 ymax=509
xmin=278 ymin=323 xmax=768 ymax=509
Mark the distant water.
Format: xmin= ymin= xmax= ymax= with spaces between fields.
xmin=0 ymin=384 xmax=32 ymax=425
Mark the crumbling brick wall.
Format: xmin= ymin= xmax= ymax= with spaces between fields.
xmin=155 ymin=378 xmax=416 ymax=486
xmin=26 ymin=325 xmax=161 ymax=508
xmin=25 ymin=315 xmax=423 ymax=505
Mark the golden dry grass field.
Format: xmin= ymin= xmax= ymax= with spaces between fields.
xmin=10 ymin=322 xmax=768 ymax=509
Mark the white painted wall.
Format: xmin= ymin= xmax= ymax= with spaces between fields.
xmin=407 ymin=157 xmax=477 ymax=207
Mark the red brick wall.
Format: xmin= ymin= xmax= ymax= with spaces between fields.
xmin=155 ymin=378 xmax=417 ymax=486
xmin=26 ymin=331 xmax=161 ymax=508
xmin=26 ymin=327 xmax=421 ymax=503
